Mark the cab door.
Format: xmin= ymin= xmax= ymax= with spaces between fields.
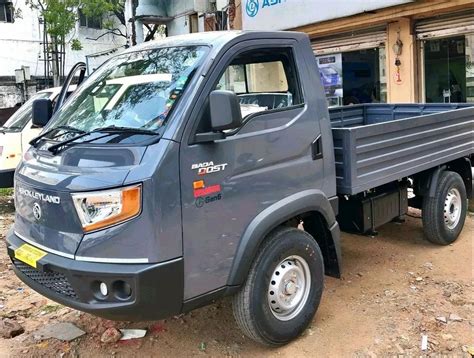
xmin=179 ymin=41 xmax=326 ymax=299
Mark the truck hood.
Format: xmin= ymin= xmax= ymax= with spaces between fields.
xmin=13 ymin=144 xmax=148 ymax=256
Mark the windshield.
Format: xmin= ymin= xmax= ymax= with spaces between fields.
xmin=3 ymin=92 xmax=52 ymax=131
xmin=49 ymin=46 xmax=208 ymax=133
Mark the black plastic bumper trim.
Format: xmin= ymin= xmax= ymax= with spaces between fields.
xmin=7 ymin=231 xmax=184 ymax=321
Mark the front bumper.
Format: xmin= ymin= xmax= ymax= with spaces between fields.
xmin=0 ymin=169 xmax=14 ymax=188
xmin=7 ymin=231 xmax=184 ymax=321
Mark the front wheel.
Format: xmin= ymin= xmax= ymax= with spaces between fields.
xmin=422 ymin=171 xmax=467 ymax=245
xmin=232 ymin=227 xmax=324 ymax=346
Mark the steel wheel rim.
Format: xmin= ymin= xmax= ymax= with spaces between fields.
xmin=267 ymin=255 xmax=311 ymax=321
xmin=444 ymin=188 xmax=462 ymax=230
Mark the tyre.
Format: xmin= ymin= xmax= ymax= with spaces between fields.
xmin=232 ymin=226 xmax=324 ymax=346
xmin=422 ymin=171 xmax=467 ymax=245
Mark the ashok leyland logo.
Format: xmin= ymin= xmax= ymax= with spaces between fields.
xmin=33 ymin=203 xmax=42 ymax=221
xmin=246 ymin=0 xmax=259 ymax=17
xmin=246 ymin=0 xmax=285 ymax=17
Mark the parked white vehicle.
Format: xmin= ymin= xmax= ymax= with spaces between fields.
xmin=0 ymin=87 xmax=70 ymax=187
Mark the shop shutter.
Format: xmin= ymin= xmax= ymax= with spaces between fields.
xmin=312 ymin=28 xmax=387 ymax=55
xmin=415 ymin=11 xmax=474 ymax=40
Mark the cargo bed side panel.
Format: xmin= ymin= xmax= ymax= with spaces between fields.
xmin=332 ymin=105 xmax=474 ymax=195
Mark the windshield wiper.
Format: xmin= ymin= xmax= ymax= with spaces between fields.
xmin=30 ymin=125 xmax=86 ymax=147
xmin=91 ymin=126 xmax=159 ymax=135
xmin=47 ymin=126 xmax=159 ymax=155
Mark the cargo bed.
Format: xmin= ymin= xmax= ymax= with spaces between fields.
xmin=330 ymin=103 xmax=474 ymax=195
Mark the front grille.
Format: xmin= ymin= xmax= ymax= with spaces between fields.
xmin=12 ymin=258 xmax=79 ymax=300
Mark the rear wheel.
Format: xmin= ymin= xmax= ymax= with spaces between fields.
xmin=232 ymin=227 xmax=324 ymax=346
xmin=422 ymin=171 xmax=467 ymax=245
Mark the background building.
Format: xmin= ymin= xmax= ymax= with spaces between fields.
xmin=242 ymin=0 xmax=474 ymax=107
xmin=0 ymin=0 xmax=243 ymax=111
xmin=0 ymin=0 xmax=126 ymax=109
xmin=124 ymin=0 xmax=242 ymax=44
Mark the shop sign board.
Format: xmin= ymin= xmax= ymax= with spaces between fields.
xmin=242 ymin=0 xmax=413 ymax=30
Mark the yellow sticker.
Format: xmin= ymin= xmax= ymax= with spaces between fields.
xmin=14 ymin=244 xmax=47 ymax=268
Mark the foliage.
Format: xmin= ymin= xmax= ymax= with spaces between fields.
xmin=25 ymin=0 xmax=125 ymax=50
xmin=11 ymin=4 xmax=23 ymax=19
xmin=42 ymin=0 xmax=77 ymax=38
xmin=144 ymin=24 xmax=166 ymax=42
xmin=79 ymin=0 xmax=120 ymax=19
xmin=71 ymin=38 xmax=83 ymax=51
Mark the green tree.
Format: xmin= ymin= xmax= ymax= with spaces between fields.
xmin=26 ymin=0 xmax=125 ymax=86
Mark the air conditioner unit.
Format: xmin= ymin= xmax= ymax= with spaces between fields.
xmin=136 ymin=0 xmax=170 ymax=21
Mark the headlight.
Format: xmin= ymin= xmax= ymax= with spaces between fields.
xmin=72 ymin=185 xmax=142 ymax=232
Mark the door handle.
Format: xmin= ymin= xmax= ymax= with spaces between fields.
xmin=311 ymin=135 xmax=323 ymax=160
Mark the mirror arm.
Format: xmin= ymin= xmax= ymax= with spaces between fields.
xmin=194 ymin=131 xmax=226 ymax=144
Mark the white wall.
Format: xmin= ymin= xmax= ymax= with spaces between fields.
xmin=0 ymin=83 xmax=36 ymax=108
xmin=166 ymin=0 xmax=194 ymax=36
xmin=242 ymin=0 xmax=413 ymax=30
xmin=0 ymin=1 xmax=126 ymax=107
xmin=73 ymin=19 xmax=127 ymax=72
xmin=167 ymin=15 xmax=191 ymax=36
xmin=216 ymin=0 xmax=229 ymax=11
xmin=0 ymin=2 xmax=43 ymax=78
xmin=0 ymin=2 xmax=126 ymax=79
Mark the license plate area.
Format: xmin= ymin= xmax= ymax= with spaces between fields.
xmin=14 ymin=244 xmax=47 ymax=269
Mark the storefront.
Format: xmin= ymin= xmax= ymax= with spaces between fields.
xmin=241 ymin=0 xmax=412 ymax=107
xmin=416 ymin=11 xmax=474 ymax=104
xmin=312 ymin=28 xmax=387 ymax=107
xmin=241 ymin=0 xmax=474 ymax=106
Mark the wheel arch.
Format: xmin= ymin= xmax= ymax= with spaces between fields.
xmin=301 ymin=211 xmax=341 ymax=278
xmin=447 ymin=157 xmax=473 ymax=199
xmin=227 ymin=189 xmax=342 ymax=287
xmin=414 ymin=158 xmax=472 ymax=199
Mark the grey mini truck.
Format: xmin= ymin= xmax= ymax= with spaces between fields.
xmin=6 ymin=31 xmax=474 ymax=346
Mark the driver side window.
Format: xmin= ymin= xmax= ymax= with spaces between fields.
xmin=194 ymin=47 xmax=303 ymax=135
xmin=216 ymin=47 xmax=303 ymax=118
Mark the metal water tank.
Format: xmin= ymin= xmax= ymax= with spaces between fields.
xmin=135 ymin=0 xmax=168 ymax=19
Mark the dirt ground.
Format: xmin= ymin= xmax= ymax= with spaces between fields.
xmin=0 ymin=193 xmax=473 ymax=357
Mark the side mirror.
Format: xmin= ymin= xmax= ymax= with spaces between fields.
xmin=210 ymin=90 xmax=242 ymax=131
xmin=32 ymin=99 xmax=53 ymax=127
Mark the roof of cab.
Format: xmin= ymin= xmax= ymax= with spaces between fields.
xmin=121 ymin=30 xmax=307 ymax=54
